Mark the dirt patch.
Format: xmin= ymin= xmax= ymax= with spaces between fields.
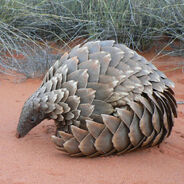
xmin=0 ymin=52 xmax=184 ymax=184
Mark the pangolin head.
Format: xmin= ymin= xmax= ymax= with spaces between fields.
xmin=16 ymin=94 xmax=46 ymax=138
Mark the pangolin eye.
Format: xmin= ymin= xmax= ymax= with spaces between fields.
xmin=30 ymin=116 xmax=36 ymax=122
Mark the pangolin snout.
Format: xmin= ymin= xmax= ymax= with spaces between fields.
xmin=15 ymin=131 xmax=21 ymax=138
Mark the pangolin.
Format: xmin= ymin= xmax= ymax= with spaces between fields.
xmin=16 ymin=40 xmax=177 ymax=157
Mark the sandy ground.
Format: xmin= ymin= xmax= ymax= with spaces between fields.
xmin=0 ymin=53 xmax=184 ymax=184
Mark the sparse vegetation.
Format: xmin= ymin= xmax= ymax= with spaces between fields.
xmin=0 ymin=0 xmax=184 ymax=77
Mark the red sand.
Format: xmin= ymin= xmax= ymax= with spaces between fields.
xmin=0 ymin=53 xmax=184 ymax=184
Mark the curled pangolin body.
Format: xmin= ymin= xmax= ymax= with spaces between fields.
xmin=23 ymin=40 xmax=177 ymax=157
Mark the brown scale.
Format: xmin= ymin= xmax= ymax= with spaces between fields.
xmin=16 ymin=40 xmax=177 ymax=157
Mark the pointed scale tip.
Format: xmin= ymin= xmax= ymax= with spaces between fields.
xmin=51 ymin=135 xmax=65 ymax=147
